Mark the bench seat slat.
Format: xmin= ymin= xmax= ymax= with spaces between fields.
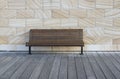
xmin=26 ymin=40 xmax=84 ymax=46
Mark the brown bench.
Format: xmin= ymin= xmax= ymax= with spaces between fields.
xmin=26 ymin=29 xmax=84 ymax=55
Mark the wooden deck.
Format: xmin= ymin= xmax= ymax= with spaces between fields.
xmin=0 ymin=52 xmax=120 ymax=79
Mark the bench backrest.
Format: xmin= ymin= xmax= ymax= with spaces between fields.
xmin=29 ymin=29 xmax=83 ymax=42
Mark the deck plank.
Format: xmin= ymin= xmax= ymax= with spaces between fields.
xmin=49 ymin=56 xmax=61 ymax=79
xmin=75 ymin=56 xmax=86 ymax=79
xmin=58 ymin=56 xmax=68 ymax=79
xmin=0 ymin=57 xmax=25 ymax=79
xmin=110 ymin=53 xmax=120 ymax=71
xmin=10 ymin=57 xmax=32 ymax=79
xmin=0 ymin=56 xmax=7 ymax=63
xmin=86 ymin=53 xmax=106 ymax=79
xmin=82 ymin=53 xmax=96 ymax=79
xmin=93 ymin=53 xmax=115 ymax=79
xmin=19 ymin=58 xmax=39 ymax=79
xmin=68 ymin=56 xmax=77 ymax=79
xmin=100 ymin=53 xmax=120 ymax=79
xmin=107 ymin=53 xmax=120 ymax=72
xmin=38 ymin=56 xmax=55 ymax=79
xmin=0 ymin=56 xmax=21 ymax=76
xmin=29 ymin=56 xmax=48 ymax=79
xmin=114 ymin=53 xmax=120 ymax=63
xmin=115 ymin=53 xmax=120 ymax=58
xmin=0 ymin=56 xmax=15 ymax=69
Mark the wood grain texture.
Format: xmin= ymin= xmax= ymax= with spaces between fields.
xmin=0 ymin=52 xmax=120 ymax=79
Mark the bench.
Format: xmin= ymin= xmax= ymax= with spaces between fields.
xmin=26 ymin=29 xmax=84 ymax=55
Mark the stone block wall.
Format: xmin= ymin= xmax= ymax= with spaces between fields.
xmin=0 ymin=0 xmax=120 ymax=51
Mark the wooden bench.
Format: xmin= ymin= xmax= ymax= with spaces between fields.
xmin=26 ymin=29 xmax=84 ymax=55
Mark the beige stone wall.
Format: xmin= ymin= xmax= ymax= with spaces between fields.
xmin=0 ymin=0 xmax=120 ymax=51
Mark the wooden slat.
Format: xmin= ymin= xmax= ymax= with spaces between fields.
xmin=75 ymin=56 xmax=86 ymax=79
xmin=110 ymin=53 xmax=120 ymax=71
xmin=58 ymin=56 xmax=68 ymax=79
xmin=107 ymin=53 xmax=120 ymax=72
xmin=49 ymin=56 xmax=61 ymax=79
xmin=19 ymin=58 xmax=39 ymax=79
xmin=93 ymin=52 xmax=115 ymax=79
xmin=86 ymin=53 xmax=106 ymax=79
xmin=68 ymin=56 xmax=77 ymax=79
xmin=38 ymin=56 xmax=55 ymax=79
xmin=114 ymin=53 xmax=120 ymax=62
xmin=10 ymin=58 xmax=32 ymax=79
xmin=82 ymin=53 xmax=96 ymax=79
xmin=100 ymin=53 xmax=120 ymax=79
xmin=0 ymin=56 xmax=15 ymax=69
xmin=0 ymin=55 xmax=7 ymax=63
xmin=0 ymin=56 xmax=21 ymax=76
xmin=29 ymin=56 xmax=48 ymax=79
xmin=0 ymin=57 xmax=25 ymax=79
xmin=115 ymin=52 xmax=120 ymax=58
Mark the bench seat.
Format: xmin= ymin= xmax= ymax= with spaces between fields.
xmin=26 ymin=40 xmax=84 ymax=46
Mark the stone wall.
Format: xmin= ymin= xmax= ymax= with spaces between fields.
xmin=0 ymin=0 xmax=120 ymax=51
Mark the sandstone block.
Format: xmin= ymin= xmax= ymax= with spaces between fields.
xmin=96 ymin=0 xmax=113 ymax=8
xmin=79 ymin=18 xmax=95 ymax=27
xmin=26 ymin=19 xmax=43 ymax=26
xmin=61 ymin=19 xmax=78 ymax=27
xmin=9 ymin=19 xmax=25 ymax=27
xmin=0 ymin=36 xmax=8 ymax=44
xmin=114 ymin=18 xmax=120 ymax=27
xmin=70 ymin=9 xmax=87 ymax=18
xmin=96 ymin=18 xmax=113 ymax=27
xmin=26 ymin=0 xmax=42 ymax=9
xmin=16 ymin=10 xmax=34 ymax=19
xmin=0 ymin=19 xmax=8 ymax=27
xmin=87 ymin=9 xmax=105 ymax=18
xmin=0 ymin=0 xmax=7 ymax=9
xmin=105 ymin=9 xmax=120 ymax=18
xmin=79 ymin=0 xmax=95 ymax=9
xmin=52 ymin=9 xmax=69 ymax=18
xmin=44 ymin=19 xmax=61 ymax=27
xmin=0 ymin=10 xmax=16 ymax=19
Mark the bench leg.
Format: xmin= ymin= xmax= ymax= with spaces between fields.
xmin=29 ymin=46 xmax=31 ymax=55
xmin=80 ymin=46 xmax=83 ymax=55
